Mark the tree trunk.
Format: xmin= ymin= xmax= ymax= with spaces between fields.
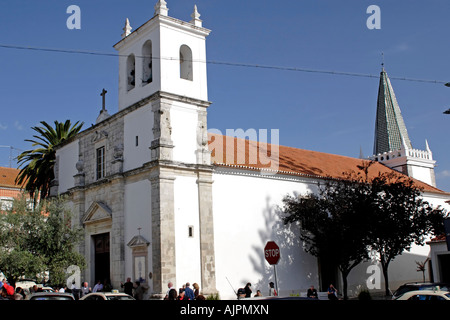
xmin=380 ymin=258 xmax=391 ymax=297
xmin=342 ymin=270 xmax=349 ymax=300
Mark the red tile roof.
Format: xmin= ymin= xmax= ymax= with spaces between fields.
xmin=0 ymin=167 xmax=22 ymax=189
xmin=427 ymin=234 xmax=447 ymax=244
xmin=208 ymin=133 xmax=446 ymax=194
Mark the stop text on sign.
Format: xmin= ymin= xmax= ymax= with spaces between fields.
xmin=265 ymin=249 xmax=279 ymax=258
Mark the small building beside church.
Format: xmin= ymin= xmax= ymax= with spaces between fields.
xmin=52 ymin=1 xmax=450 ymax=299
xmin=0 ymin=167 xmax=23 ymax=211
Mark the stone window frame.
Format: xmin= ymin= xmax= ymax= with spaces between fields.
xmin=96 ymin=146 xmax=106 ymax=180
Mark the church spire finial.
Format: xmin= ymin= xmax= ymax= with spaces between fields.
xmin=381 ymin=52 xmax=385 ymax=71
xmin=154 ymin=0 xmax=169 ymax=16
xmin=121 ymin=18 xmax=132 ymax=39
xmin=190 ymin=5 xmax=202 ymax=27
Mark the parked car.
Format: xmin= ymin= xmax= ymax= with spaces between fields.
xmin=392 ymin=282 xmax=450 ymax=300
xmin=394 ymin=289 xmax=450 ymax=301
xmin=26 ymin=292 xmax=75 ymax=300
xmin=79 ymin=292 xmax=135 ymax=301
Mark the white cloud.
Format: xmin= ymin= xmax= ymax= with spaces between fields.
xmin=437 ymin=170 xmax=450 ymax=178
xmin=0 ymin=123 xmax=7 ymax=130
xmin=14 ymin=121 xmax=24 ymax=131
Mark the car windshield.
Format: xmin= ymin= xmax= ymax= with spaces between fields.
xmin=31 ymin=296 xmax=73 ymax=300
xmin=106 ymin=295 xmax=134 ymax=300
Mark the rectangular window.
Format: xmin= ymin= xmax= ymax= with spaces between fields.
xmin=96 ymin=146 xmax=105 ymax=180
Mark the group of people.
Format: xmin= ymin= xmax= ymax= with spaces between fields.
xmin=0 ymin=277 xmax=145 ymax=300
xmin=120 ymin=277 xmax=148 ymax=300
xmin=164 ymin=281 xmax=204 ymax=300
xmin=0 ymin=279 xmax=23 ymax=300
xmin=306 ymin=284 xmax=339 ymax=300
xmin=236 ymin=282 xmax=278 ymax=299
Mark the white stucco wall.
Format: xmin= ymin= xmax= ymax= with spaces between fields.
xmin=57 ymin=140 xmax=78 ymax=193
xmin=212 ymin=169 xmax=319 ymax=300
xmin=159 ymin=24 xmax=208 ymax=102
xmin=123 ymin=103 xmax=154 ymax=172
xmin=124 ymin=179 xmax=152 ymax=285
xmin=173 ymin=175 xmax=202 ymax=290
xmin=171 ymin=103 xmax=198 ymax=164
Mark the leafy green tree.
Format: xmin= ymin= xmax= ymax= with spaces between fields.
xmin=368 ymin=172 xmax=447 ymax=296
xmin=0 ymin=194 xmax=85 ymax=285
xmin=282 ymin=172 xmax=374 ymax=300
xmin=15 ymin=120 xmax=83 ymax=200
xmin=282 ymin=162 xmax=447 ymax=299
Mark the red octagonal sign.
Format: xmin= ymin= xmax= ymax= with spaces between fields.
xmin=264 ymin=241 xmax=280 ymax=265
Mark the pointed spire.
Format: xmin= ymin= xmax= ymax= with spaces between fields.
xmin=359 ymin=146 xmax=364 ymax=159
xmin=373 ymin=68 xmax=413 ymax=155
xmin=154 ymin=0 xmax=169 ymax=16
xmin=190 ymin=5 xmax=202 ymax=27
xmin=425 ymin=139 xmax=432 ymax=153
xmin=121 ymin=18 xmax=132 ymax=39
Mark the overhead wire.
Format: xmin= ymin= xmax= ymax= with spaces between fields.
xmin=0 ymin=43 xmax=447 ymax=85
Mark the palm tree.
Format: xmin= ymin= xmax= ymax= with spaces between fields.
xmin=15 ymin=120 xmax=84 ymax=201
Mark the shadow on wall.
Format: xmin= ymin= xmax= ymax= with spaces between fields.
xmin=346 ymin=250 xmax=431 ymax=297
xmin=249 ymin=192 xmax=319 ymax=297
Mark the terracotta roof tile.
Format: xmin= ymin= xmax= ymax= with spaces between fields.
xmin=0 ymin=167 xmax=22 ymax=189
xmin=208 ymin=133 xmax=446 ymax=194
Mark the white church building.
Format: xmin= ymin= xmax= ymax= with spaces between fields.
xmin=52 ymin=1 xmax=450 ymax=299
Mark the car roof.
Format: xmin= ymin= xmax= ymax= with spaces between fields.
xmin=27 ymin=292 xmax=75 ymax=300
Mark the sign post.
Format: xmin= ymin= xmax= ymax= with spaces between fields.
xmin=264 ymin=241 xmax=280 ymax=295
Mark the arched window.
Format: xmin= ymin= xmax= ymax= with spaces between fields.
xmin=142 ymin=40 xmax=152 ymax=85
xmin=127 ymin=54 xmax=136 ymax=91
xmin=180 ymin=45 xmax=193 ymax=81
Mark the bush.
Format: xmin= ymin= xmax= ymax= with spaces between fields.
xmin=358 ymin=289 xmax=372 ymax=300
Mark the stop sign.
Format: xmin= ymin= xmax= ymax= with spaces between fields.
xmin=264 ymin=241 xmax=280 ymax=265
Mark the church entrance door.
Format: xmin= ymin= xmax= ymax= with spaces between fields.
xmin=93 ymin=233 xmax=110 ymax=284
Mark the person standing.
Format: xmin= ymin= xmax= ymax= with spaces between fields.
xmin=244 ymin=283 xmax=252 ymax=298
xmin=133 ymin=281 xmax=145 ymax=300
xmin=192 ymin=283 xmax=200 ymax=299
xmin=80 ymin=281 xmax=91 ymax=298
xmin=92 ymin=280 xmax=103 ymax=292
xmin=164 ymin=282 xmax=175 ymax=300
xmin=184 ymin=282 xmax=195 ymax=300
xmin=121 ymin=277 xmax=134 ymax=296
xmin=269 ymin=282 xmax=277 ymax=296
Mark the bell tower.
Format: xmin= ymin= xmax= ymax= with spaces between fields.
xmin=112 ymin=1 xmax=217 ymax=298
xmin=113 ymin=0 xmax=210 ymax=111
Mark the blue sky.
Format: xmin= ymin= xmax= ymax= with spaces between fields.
xmin=0 ymin=0 xmax=449 ymax=190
